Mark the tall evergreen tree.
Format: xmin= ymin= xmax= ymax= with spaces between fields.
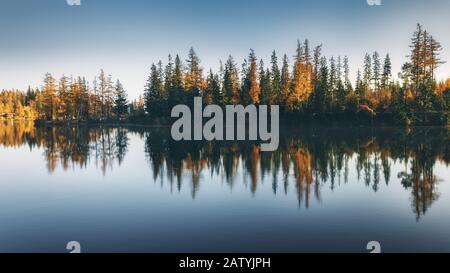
xmin=336 ymin=56 xmax=347 ymax=111
xmin=223 ymin=55 xmax=240 ymax=105
xmin=113 ymin=80 xmax=128 ymax=119
xmin=343 ymin=56 xmax=353 ymax=92
xmin=242 ymin=49 xmax=260 ymax=105
xmin=270 ymin=51 xmax=281 ymax=105
xmin=280 ymin=54 xmax=290 ymax=110
xmin=39 ymin=73 xmax=58 ymax=120
xmin=164 ymin=54 xmax=174 ymax=96
xmin=58 ymin=75 xmax=70 ymax=120
xmin=205 ymin=69 xmax=220 ymax=106
xmin=372 ymin=51 xmax=381 ymax=93
xmin=259 ymin=60 xmax=273 ymax=105
xmin=168 ymin=54 xmax=184 ymax=107
xmin=312 ymin=57 xmax=329 ymax=113
xmin=185 ymin=47 xmax=204 ymax=97
xmin=328 ymin=57 xmax=337 ymax=110
xmin=381 ymin=54 xmax=392 ymax=89
xmin=363 ymin=53 xmax=372 ymax=97
xmin=289 ymin=40 xmax=312 ymax=111
xmin=355 ymin=69 xmax=364 ymax=104
xmin=144 ymin=63 xmax=165 ymax=117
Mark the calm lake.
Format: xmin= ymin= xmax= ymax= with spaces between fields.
xmin=0 ymin=121 xmax=449 ymax=253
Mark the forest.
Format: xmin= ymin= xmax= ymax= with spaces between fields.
xmin=1 ymin=24 xmax=449 ymax=125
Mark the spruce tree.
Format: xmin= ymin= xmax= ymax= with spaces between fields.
xmin=144 ymin=63 xmax=165 ymax=117
xmin=343 ymin=56 xmax=353 ymax=92
xmin=329 ymin=57 xmax=337 ymax=110
xmin=168 ymin=54 xmax=184 ymax=108
xmin=270 ymin=51 xmax=281 ymax=105
xmin=381 ymin=54 xmax=392 ymax=89
xmin=114 ymin=80 xmax=128 ymax=119
xmin=164 ymin=55 xmax=174 ymax=97
xmin=336 ymin=56 xmax=346 ymax=112
xmin=223 ymin=55 xmax=240 ymax=105
xmin=205 ymin=69 xmax=220 ymax=106
xmin=248 ymin=49 xmax=260 ymax=105
xmin=185 ymin=47 xmax=204 ymax=97
xmin=372 ymin=51 xmax=381 ymax=93
xmin=280 ymin=54 xmax=290 ymax=110
xmin=363 ymin=53 xmax=372 ymax=96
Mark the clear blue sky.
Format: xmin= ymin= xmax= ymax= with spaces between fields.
xmin=1 ymin=0 xmax=450 ymax=100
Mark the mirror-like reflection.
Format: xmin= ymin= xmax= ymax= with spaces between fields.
xmin=1 ymin=120 xmax=449 ymax=221
xmin=0 ymin=121 xmax=130 ymax=174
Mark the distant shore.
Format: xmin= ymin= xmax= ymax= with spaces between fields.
xmin=5 ymin=114 xmax=445 ymax=129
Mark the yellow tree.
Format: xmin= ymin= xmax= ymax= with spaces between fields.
xmin=41 ymin=73 xmax=59 ymax=120
xmin=184 ymin=47 xmax=206 ymax=96
xmin=289 ymin=40 xmax=313 ymax=111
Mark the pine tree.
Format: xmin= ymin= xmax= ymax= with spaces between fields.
xmin=223 ymin=55 xmax=240 ymax=105
xmin=355 ymin=69 xmax=364 ymax=105
xmin=343 ymin=56 xmax=353 ymax=92
xmin=113 ymin=80 xmax=128 ymax=119
xmin=68 ymin=77 xmax=79 ymax=121
xmin=77 ymin=77 xmax=89 ymax=121
xmin=381 ymin=54 xmax=392 ymax=89
xmin=363 ymin=53 xmax=372 ymax=98
xmin=216 ymin=61 xmax=226 ymax=105
xmin=280 ymin=54 xmax=290 ymax=110
xmin=428 ymin=35 xmax=444 ymax=80
xmin=144 ymin=63 xmax=165 ymax=117
xmin=259 ymin=60 xmax=267 ymax=104
xmin=212 ymin=73 xmax=222 ymax=105
xmin=246 ymin=49 xmax=260 ymax=105
xmin=97 ymin=69 xmax=111 ymax=120
xmin=40 ymin=73 xmax=58 ymax=120
xmin=259 ymin=60 xmax=272 ymax=105
xmin=329 ymin=57 xmax=337 ymax=110
xmin=313 ymin=45 xmax=322 ymax=84
xmin=58 ymin=75 xmax=70 ymax=120
xmin=316 ymin=57 xmax=329 ymax=113
xmin=289 ymin=40 xmax=312 ymax=111
xmin=409 ymin=23 xmax=424 ymax=93
xmin=205 ymin=69 xmax=220 ymax=106
xmin=106 ymin=74 xmax=115 ymax=119
xmin=185 ymin=47 xmax=204 ymax=97
xmin=372 ymin=51 xmax=381 ymax=93
xmin=289 ymin=40 xmax=303 ymax=111
xmin=168 ymin=54 xmax=184 ymax=107
xmin=270 ymin=51 xmax=281 ymax=105
xmin=164 ymin=54 xmax=174 ymax=97
xmin=336 ymin=56 xmax=347 ymax=112
xmin=406 ymin=24 xmax=445 ymax=118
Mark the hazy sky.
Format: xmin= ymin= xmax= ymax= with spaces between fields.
xmin=1 ymin=0 xmax=450 ymax=99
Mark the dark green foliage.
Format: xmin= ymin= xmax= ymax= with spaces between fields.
xmin=113 ymin=80 xmax=128 ymax=119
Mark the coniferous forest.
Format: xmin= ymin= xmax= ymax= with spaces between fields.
xmin=1 ymin=24 xmax=450 ymax=125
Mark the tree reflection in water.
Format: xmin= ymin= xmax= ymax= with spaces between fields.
xmin=1 ymin=120 xmax=449 ymax=220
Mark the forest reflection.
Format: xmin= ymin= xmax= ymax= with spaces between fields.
xmin=1 ymin=120 xmax=449 ymax=220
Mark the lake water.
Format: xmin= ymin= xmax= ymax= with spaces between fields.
xmin=0 ymin=121 xmax=449 ymax=253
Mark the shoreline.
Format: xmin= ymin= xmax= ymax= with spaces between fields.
xmin=0 ymin=119 xmax=447 ymax=129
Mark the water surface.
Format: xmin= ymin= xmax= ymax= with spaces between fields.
xmin=0 ymin=121 xmax=449 ymax=253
